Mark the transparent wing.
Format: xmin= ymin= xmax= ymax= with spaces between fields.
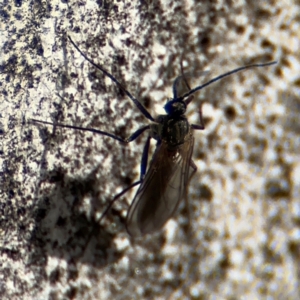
xmin=126 ymin=132 xmax=194 ymax=237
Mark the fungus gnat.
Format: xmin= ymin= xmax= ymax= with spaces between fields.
xmin=31 ymin=36 xmax=276 ymax=237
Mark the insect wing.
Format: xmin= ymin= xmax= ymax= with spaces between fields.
xmin=126 ymin=133 xmax=194 ymax=237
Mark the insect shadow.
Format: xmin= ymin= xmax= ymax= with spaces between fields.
xmin=31 ymin=36 xmax=277 ymax=239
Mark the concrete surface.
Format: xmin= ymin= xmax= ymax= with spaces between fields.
xmin=0 ymin=0 xmax=299 ymax=299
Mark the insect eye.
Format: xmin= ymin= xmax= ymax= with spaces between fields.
xmin=164 ymin=100 xmax=186 ymax=116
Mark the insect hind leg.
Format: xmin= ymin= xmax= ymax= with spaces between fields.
xmin=181 ymin=159 xmax=198 ymax=234
xmin=77 ymin=180 xmax=141 ymax=260
xmin=78 ymin=136 xmax=151 ymax=258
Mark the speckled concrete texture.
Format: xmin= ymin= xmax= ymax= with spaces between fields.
xmin=0 ymin=0 xmax=299 ymax=299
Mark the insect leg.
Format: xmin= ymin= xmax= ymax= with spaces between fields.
xmin=189 ymin=159 xmax=197 ymax=174
xmin=191 ymin=101 xmax=205 ymax=131
xmin=98 ymin=133 xmax=151 ymax=222
xmin=139 ymin=136 xmax=151 ymax=180
xmin=127 ymin=125 xmax=150 ymax=142
xmin=183 ymin=160 xmax=198 ymax=232
xmin=30 ymin=119 xmax=151 ymax=144
xmin=30 ymin=119 xmax=127 ymax=143
xmin=98 ymin=135 xmax=150 ymax=226
xmin=76 ymin=180 xmax=141 ymax=259
xmin=31 ymin=118 xmax=151 ymax=210
xmin=31 ymin=118 xmax=151 ymax=239
xmin=78 ymin=136 xmax=151 ymax=258
xmin=97 ymin=181 xmax=142 ymax=225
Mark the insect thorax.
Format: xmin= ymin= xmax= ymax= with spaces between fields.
xmin=150 ymin=115 xmax=191 ymax=149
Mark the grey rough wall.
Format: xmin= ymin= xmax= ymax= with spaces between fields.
xmin=0 ymin=0 xmax=299 ymax=299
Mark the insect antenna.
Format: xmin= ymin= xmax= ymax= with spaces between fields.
xmin=68 ymin=36 xmax=154 ymax=122
xmin=179 ymin=61 xmax=277 ymax=101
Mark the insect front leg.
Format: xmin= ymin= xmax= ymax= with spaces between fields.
xmin=139 ymin=136 xmax=151 ymax=181
xmin=191 ymin=101 xmax=205 ymax=131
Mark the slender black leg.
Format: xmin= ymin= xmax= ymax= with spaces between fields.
xmin=31 ymin=117 xmax=152 ymax=258
xmin=78 ymin=137 xmax=152 ymax=258
xmin=76 ymin=180 xmax=141 ymax=260
xmin=139 ymin=136 xmax=151 ymax=180
xmin=191 ymin=101 xmax=205 ymax=131
xmin=98 ymin=181 xmax=141 ymax=223
xmin=126 ymin=125 xmax=150 ymax=142
xmin=30 ymin=118 xmax=150 ymax=144
xmin=183 ymin=159 xmax=198 ymax=232
xmin=98 ymin=135 xmax=151 ymax=221
xmin=96 ymin=135 xmax=151 ymax=227
xmin=190 ymin=159 xmax=197 ymax=171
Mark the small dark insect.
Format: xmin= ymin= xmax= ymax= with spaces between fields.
xmin=31 ymin=36 xmax=276 ymax=237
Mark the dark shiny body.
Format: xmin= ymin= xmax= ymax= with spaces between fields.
xmin=31 ymin=36 xmax=276 ymax=237
xmin=151 ymin=114 xmax=190 ymax=149
xmin=127 ymin=113 xmax=194 ymax=236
